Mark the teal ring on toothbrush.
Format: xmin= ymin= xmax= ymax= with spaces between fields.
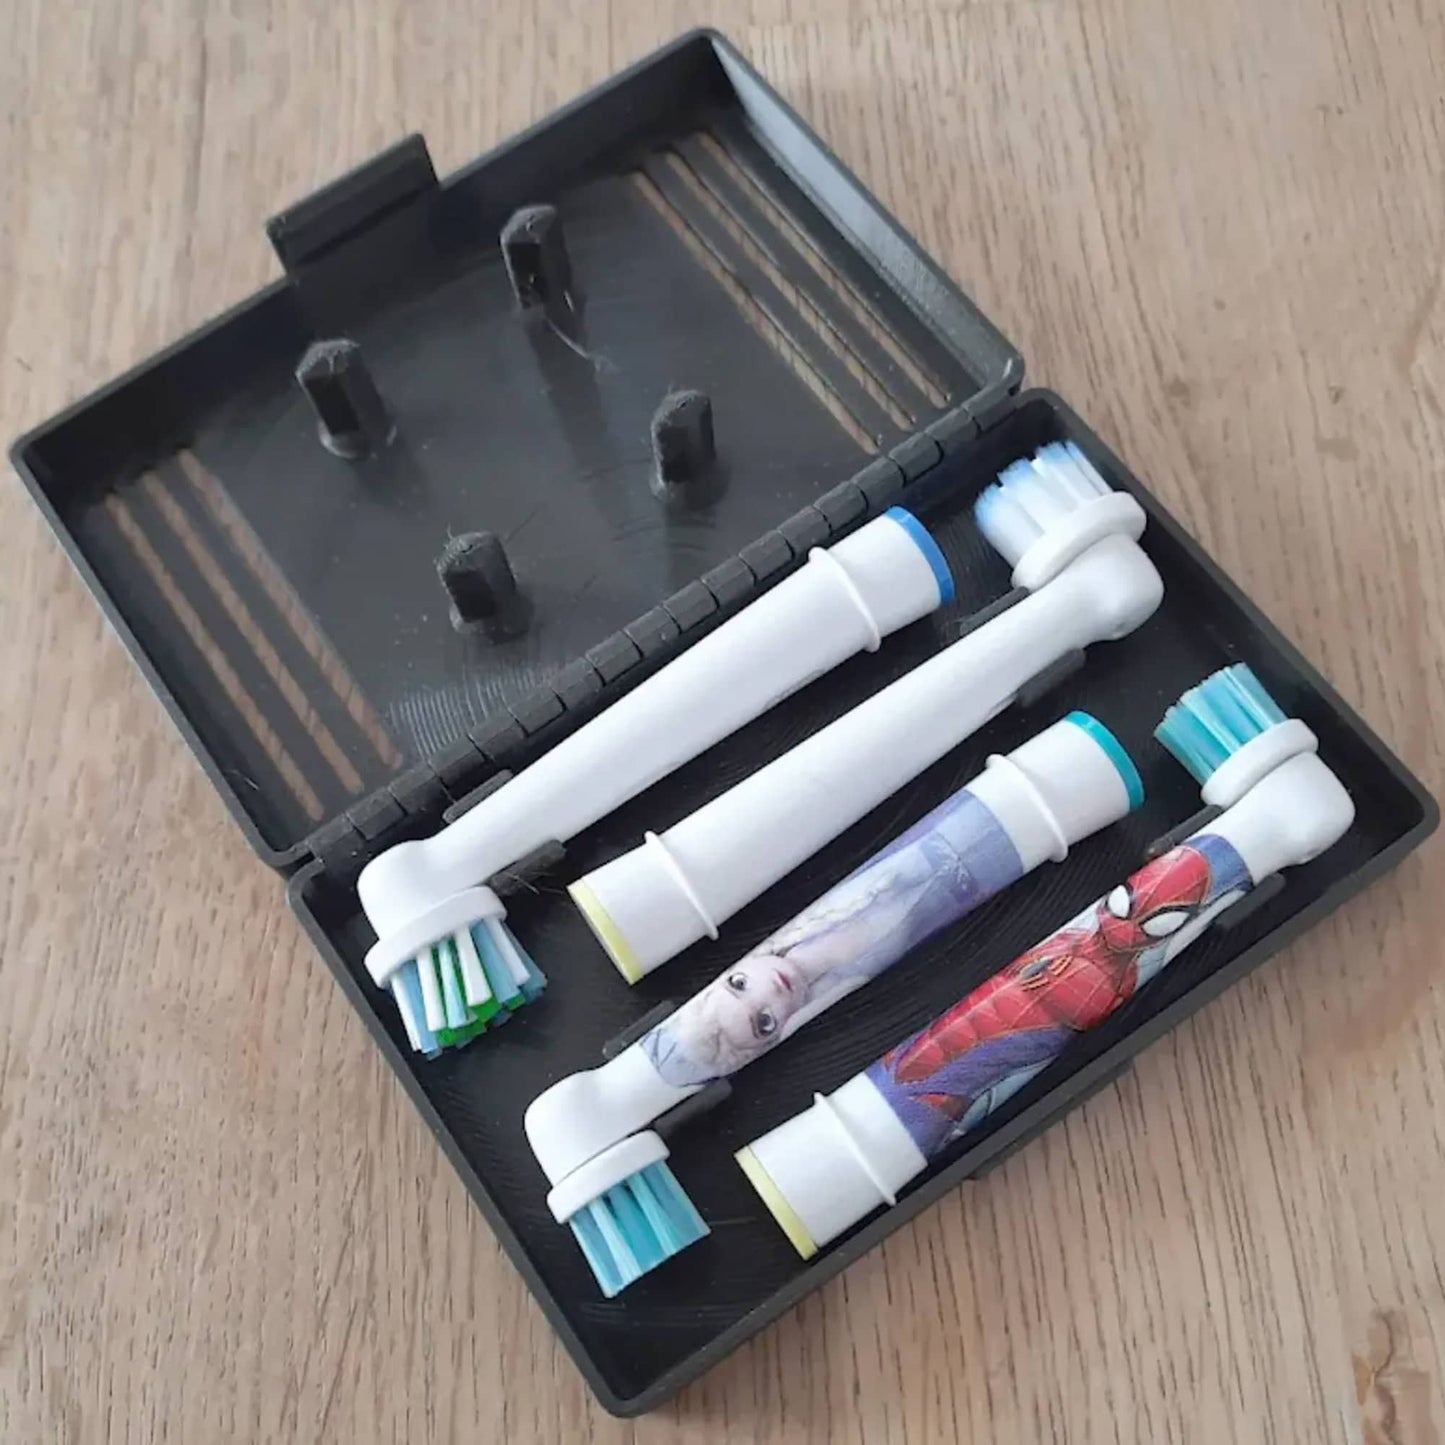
xmin=1064 ymin=710 xmax=1145 ymax=810
xmin=886 ymin=506 xmax=955 ymax=604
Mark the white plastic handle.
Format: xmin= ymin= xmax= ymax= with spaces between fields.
xmin=575 ymin=533 xmax=1163 ymax=979
xmin=357 ymin=511 xmax=948 ymax=939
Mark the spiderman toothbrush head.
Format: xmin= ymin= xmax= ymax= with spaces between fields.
xmin=735 ymin=663 xmax=1356 ymax=1258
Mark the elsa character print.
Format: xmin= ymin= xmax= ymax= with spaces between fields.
xmin=639 ymin=788 xmax=1025 ymax=1088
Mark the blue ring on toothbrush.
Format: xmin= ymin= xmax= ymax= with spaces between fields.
xmin=1064 ymin=711 xmax=1145 ymax=810
xmin=885 ymin=507 xmax=955 ymax=605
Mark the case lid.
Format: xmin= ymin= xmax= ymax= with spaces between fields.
xmin=11 ymin=31 xmax=1023 ymax=868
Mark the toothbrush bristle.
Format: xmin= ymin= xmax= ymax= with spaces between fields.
xmin=1038 ymin=441 xmax=1111 ymax=502
xmin=974 ymin=441 xmax=1114 ymax=566
xmin=1155 ymin=663 xmax=1289 ymax=785
xmin=390 ymin=966 xmax=437 ymax=1057
xmin=568 ymin=1161 xmax=709 ymax=1298
xmin=390 ymin=916 xmax=546 ymax=1056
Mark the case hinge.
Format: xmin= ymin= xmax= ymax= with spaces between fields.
xmin=968 ymin=370 xmax=1025 ymax=434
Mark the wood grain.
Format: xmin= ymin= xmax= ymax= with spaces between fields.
xmin=2 ymin=1 xmax=1443 ymax=1440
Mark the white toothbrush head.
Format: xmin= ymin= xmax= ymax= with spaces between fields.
xmin=975 ymin=441 xmax=1147 ymax=590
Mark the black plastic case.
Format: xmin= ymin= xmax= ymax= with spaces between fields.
xmin=12 ymin=30 xmax=1436 ymax=1416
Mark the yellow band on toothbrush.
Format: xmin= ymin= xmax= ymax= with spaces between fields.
xmin=568 ymin=878 xmax=646 ymax=984
xmin=736 ymin=1145 xmax=817 ymax=1259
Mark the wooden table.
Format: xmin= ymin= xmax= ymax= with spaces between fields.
xmin=3 ymin=2 xmax=1443 ymax=1440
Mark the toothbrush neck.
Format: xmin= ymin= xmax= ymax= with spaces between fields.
xmin=1194 ymin=752 xmax=1355 ymax=882
xmin=1029 ymin=533 xmax=1163 ymax=643
xmin=524 ymin=1044 xmax=696 ymax=1186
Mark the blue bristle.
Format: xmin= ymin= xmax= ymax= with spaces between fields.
xmin=392 ymin=965 xmax=441 ymax=1058
xmin=1203 ymin=681 xmax=1257 ymax=742
xmin=1235 ymin=665 xmax=1287 ymax=722
xmin=1155 ymin=664 xmax=1288 ymax=785
xmin=607 ymin=1185 xmax=661 ymax=1270
xmin=569 ymin=1209 xmax=624 ymax=1298
xmin=477 ymin=918 xmax=547 ymax=1005
xmin=472 ymin=923 xmax=523 ymax=1008
xmin=512 ymin=938 xmax=547 ymax=1002
xmin=568 ymin=1161 xmax=710 ymax=1298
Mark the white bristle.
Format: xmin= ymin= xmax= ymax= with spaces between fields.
xmin=454 ymin=926 xmax=492 ymax=1010
xmin=1037 ymin=442 xmax=1110 ymax=503
xmin=974 ymin=474 xmax=1041 ymax=566
xmin=975 ymin=442 xmax=1115 ymax=568
xmin=417 ymin=947 xmax=447 ymax=1033
xmin=1011 ymin=469 xmax=1072 ymax=532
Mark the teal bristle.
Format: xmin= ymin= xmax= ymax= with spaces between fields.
xmin=568 ymin=1161 xmax=710 ymax=1298
xmin=1155 ymin=664 xmax=1288 ymax=785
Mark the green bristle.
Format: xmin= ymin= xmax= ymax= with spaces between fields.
xmin=435 ymin=1016 xmax=492 ymax=1049
xmin=1155 ymin=664 xmax=1287 ymax=785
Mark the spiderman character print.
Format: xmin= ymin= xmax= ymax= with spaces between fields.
xmin=866 ymin=833 xmax=1255 ymax=1158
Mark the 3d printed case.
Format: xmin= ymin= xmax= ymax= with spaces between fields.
xmin=12 ymin=30 xmax=1435 ymax=1415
